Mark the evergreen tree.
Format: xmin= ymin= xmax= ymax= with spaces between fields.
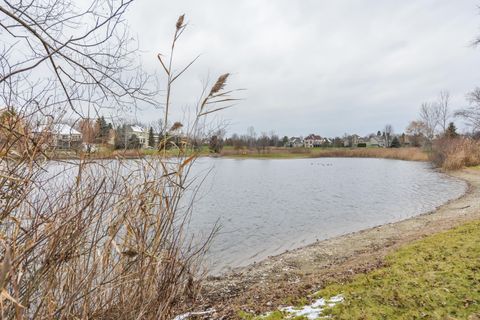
xmin=128 ymin=134 xmax=140 ymax=149
xmin=390 ymin=136 xmax=401 ymax=148
xmin=95 ymin=116 xmax=110 ymax=143
xmin=148 ymin=127 xmax=155 ymax=147
xmin=114 ymin=124 xmax=127 ymax=149
xmin=400 ymin=133 xmax=406 ymax=146
xmin=445 ymin=122 xmax=458 ymax=138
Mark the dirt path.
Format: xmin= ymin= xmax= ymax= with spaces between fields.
xmin=200 ymin=169 xmax=480 ymax=318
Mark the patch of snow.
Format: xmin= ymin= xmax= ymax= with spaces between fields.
xmin=172 ymin=308 xmax=215 ymax=320
xmin=278 ymin=295 xmax=344 ymax=320
xmin=329 ymin=295 xmax=343 ymax=303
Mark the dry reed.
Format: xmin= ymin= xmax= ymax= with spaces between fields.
xmin=0 ymin=11 xmax=232 ymax=320
xmin=431 ymin=138 xmax=480 ymax=170
xmin=220 ymin=147 xmax=429 ymax=162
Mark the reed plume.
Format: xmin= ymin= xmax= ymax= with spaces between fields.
xmin=209 ymin=73 xmax=230 ymax=96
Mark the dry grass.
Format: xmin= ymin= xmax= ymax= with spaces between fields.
xmin=308 ymin=147 xmax=428 ymax=161
xmin=0 ymin=13 xmax=232 ymax=320
xmin=431 ymin=138 xmax=480 ymax=170
xmin=221 ymin=147 xmax=428 ymax=162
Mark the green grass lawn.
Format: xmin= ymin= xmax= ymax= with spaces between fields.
xmin=244 ymin=220 xmax=480 ymax=319
xmin=318 ymin=220 xmax=480 ymax=319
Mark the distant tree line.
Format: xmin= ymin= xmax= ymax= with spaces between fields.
xmin=73 ymin=87 xmax=480 ymax=155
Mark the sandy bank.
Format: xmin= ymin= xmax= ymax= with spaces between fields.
xmin=201 ymin=168 xmax=480 ymax=318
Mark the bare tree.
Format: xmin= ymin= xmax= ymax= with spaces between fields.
xmin=419 ymin=102 xmax=439 ymax=141
xmin=230 ymin=133 xmax=245 ymax=152
xmin=418 ymin=91 xmax=451 ymax=140
xmin=246 ymin=126 xmax=256 ymax=149
xmin=384 ymin=124 xmax=393 ymax=147
xmin=405 ymin=121 xmax=427 ymax=147
xmin=0 ymin=0 xmax=156 ymax=120
xmin=78 ymin=118 xmax=98 ymax=145
xmin=455 ymin=87 xmax=480 ymax=132
xmin=258 ymin=132 xmax=269 ymax=153
xmin=151 ymin=118 xmax=165 ymax=136
xmin=436 ymin=90 xmax=450 ymax=133
xmin=269 ymin=130 xmax=279 ymax=147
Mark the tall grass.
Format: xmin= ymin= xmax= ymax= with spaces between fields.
xmin=221 ymin=147 xmax=428 ymax=162
xmin=0 ymin=15 xmax=232 ymax=319
xmin=431 ymin=138 xmax=480 ymax=170
xmin=307 ymin=147 xmax=428 ymax=161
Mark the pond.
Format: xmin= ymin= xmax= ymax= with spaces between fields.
xmin=40 ymin=157 xmax=466 ymax=274
xmin=188 ymin=158 xmax=466 ymax=273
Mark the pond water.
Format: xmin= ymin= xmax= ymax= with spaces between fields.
xmin=187 ymin=158 xmax=466 ymax=273
xmin=40 ymin=157 xmax=466 ymax=274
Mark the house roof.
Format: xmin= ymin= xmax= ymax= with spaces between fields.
xmin=33 ymin=123 xmax=81 ymax=135
xmin=305 ymin=134 xmax=322 ymax=140
xmin=129 ymin=125 xmax=145 ymax=133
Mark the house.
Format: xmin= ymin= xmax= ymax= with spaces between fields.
xmin=322 ymin=137 xmax=332 ymax=145
xmin=367 ymin=136 xmax=385 ymax=148
xmin=286 ymin=137 xmax=304 ymax=148
xmin=32 ymin=123 xmax=82 ymax=150
xmin=304 ymin=134 xmax=323 ymax=148
xmin=401 ymin=134 xmax=413 ymax=147
xmin=113 ymin=124 xmax=150 ymax=149
xmin=126 ymin=125 xmax=149 ymax=148
xmin=344 ymin=134 xmax=364 ymax=147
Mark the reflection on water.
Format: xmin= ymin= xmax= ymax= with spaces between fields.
xmin=187 ymin=158 xmax=466 ymax=273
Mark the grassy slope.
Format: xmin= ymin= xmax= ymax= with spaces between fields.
xmin=315 ymin=220 xmax=480 ymax=319
xmin=241 ymin=220 xmax=480 ymax=319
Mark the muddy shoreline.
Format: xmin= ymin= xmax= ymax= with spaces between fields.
xmin=200 ymin=168 xmax=480 ymax=318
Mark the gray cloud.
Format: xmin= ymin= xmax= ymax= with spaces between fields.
xmin=124 ymin=0 xmax=480 ymax=137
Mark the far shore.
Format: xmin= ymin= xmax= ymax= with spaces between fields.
xmin=46 ymin=146 xmax=430 ymax=162
xmin=200 ymin=168 xmax=480 ymax=318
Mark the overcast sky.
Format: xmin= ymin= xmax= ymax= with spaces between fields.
xmin=124 ymin=0 xmax=480 ymax=137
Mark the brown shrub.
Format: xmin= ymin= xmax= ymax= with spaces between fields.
xmin=431 ymin=138 xmax=480 ymax=170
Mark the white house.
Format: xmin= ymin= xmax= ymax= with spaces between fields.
xmin=127 ymin=125 xmax=149 ymax=148
xmin=367 ymin=136 xmax=386 ymax=148
xmin=287 ymin=137 xmax=304 ymax=148
xmin=33 ymin=123 xmax=82 ymax=150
